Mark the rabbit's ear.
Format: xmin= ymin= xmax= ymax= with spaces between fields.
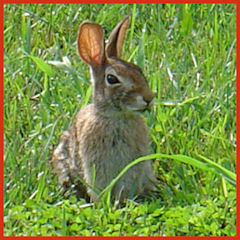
xmin=78 ymin=22 xmax=104 ymax=67
xmin=106 ymin=15 xmax=130 ymax=58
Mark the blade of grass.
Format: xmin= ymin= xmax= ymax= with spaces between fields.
xmin=129 ymin=4 xmax=136 ymax=48
xmin=101 ymin=153 xmax=236 ymax=203
xmin=196 ymin=154 xmax=236 ymax=182
xmin=30 ymin=56 xmax=55 ymax=77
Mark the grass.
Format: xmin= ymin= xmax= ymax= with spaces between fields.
xmin=4 ymin=3 xmax=236 ymax=236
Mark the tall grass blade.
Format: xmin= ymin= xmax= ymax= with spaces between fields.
xmin=30 ymin=56 xmax=55 ymax=77
xmin=101 ymin=153 xmax=236 ymax=201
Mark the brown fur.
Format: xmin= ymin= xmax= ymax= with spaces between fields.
xmin=52 ymin=15 xmax=157 ymax=202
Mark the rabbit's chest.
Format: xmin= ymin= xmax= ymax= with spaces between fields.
xmin=78 ymin=115 xmax=149 ymax=171
xmin=75 ymin=112 xmax=151 ymax=189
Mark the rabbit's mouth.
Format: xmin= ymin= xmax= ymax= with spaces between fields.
xmin=122 ymin=94 xmax=154 ymax=113
xmin=123 ymin=103 xmax=152 ymax=113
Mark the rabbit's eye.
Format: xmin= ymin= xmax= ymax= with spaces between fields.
xmin=106 ymin=74 xmax=120 ymax=85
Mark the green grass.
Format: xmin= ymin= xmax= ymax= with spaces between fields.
xmin=4 ymin=4 xmax=236 ymax=236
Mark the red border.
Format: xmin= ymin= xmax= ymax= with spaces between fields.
xmin=1 ymin=237 xmax=238 ymax=240
xmin=1 ymin=1 xmax=238 ymax=239
xmin=0 ymin=236 xmax=234 ymax=239
xmin=1 ymin=0 xmax=239 ymax=3
xmin=0 ymin=1 xmax=4 ymax=239
xmin=236 ymin=2 xmax=239 ymax=240
xmin=0 ymin=236 xmax=238 ymax=239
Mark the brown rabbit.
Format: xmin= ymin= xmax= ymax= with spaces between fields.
xmin=52 ymin=15 xmax=157 ymax=202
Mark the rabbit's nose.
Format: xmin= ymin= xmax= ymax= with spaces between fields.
xmin=144 ymin=98 xmax=152 ymax=105
xmin=143 ymin=97 xmax=155 ymax=110
xmin=143 ymin=92 xmax=155 ymax=105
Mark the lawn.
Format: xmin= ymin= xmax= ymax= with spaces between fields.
xmin=4 ymin=4 xmax=236 ymax=236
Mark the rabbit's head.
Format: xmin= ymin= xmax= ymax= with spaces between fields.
xmin=77 ymin=15 xmax=154 ymax=114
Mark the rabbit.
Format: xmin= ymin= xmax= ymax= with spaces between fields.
xmin=52 ymin=15 xmax=157 ymax=202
